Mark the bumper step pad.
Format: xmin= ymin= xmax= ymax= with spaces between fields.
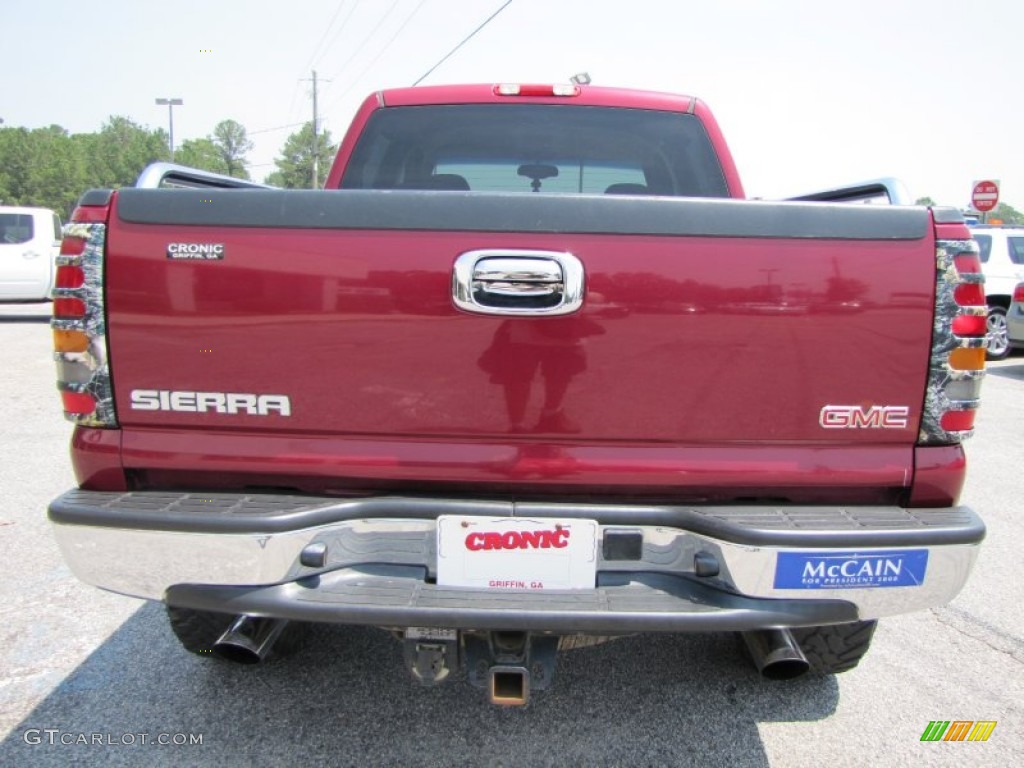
xmin=166 ymin=566 xmax=857 ymax=634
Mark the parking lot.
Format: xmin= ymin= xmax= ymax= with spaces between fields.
xmin=0 ymin=300 xmax=1021 ymax=767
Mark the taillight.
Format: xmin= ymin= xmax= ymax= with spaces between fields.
xmin=493 ymin=83 xmax=581 ymax=97
xmin=55 ymin=264 xmax=85 ymax=288
xmin=1014 ymin=283 xmax=1024 ymax=303
xmin=53 ymin=297 xmax=86 ymax=318
xmin=919 ymin=226 xmax=985 ymax=444
xmin=51 ymin=199 xmax=117 ymax=428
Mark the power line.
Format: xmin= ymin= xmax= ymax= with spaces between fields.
xmin=298 ymin=0 xmax=354 ymax=77
xmin=286 ymin=2 xmax=354 ymax=124
xmin=307 ymin=0 xmax=363 ymax=76
xmin=248 ymin=121 xmax=307 ymax=136
xmin=324 ymin=0 xmax=402 ymax=86
xmin=412 ymin=0 xmax=513 ymax=86
xmin=329 ymin=0 xmax=429 ymax=106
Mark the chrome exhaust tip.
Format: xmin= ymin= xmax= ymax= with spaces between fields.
xmin=742 ymin=629 xmax=810 ymax=680
xmin=489 ymin=666 xmax=530 ymax=706
xmin=213 ymin=615 xmax=288 ymax=664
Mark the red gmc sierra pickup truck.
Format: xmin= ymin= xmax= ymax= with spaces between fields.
xmin=48 ymin=83 xmax=987 ymax=705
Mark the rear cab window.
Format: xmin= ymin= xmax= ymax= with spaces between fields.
xmin=339 ymin=104 xmax=729 ymax=198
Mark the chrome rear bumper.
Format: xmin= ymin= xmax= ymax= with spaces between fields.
xmin=49 ymin=490 xmax=984 ymax=629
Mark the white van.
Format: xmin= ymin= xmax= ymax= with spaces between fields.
xmin=0 ymin=206 xmax=63 ymax=301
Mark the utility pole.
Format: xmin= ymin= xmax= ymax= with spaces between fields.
xmin=301 ymin=71 xmax=328 ymax=189
xmin=312 ymin=70 xmax=319 ymax=189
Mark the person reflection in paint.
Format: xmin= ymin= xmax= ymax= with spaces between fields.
xmin=477 ymin=313 xmax=605 ymax=434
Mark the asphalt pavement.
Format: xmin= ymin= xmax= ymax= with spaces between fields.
xmin=0 ymin=300 xmax=1021 ymax=767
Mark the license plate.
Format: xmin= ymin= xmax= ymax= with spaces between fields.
xmin=436 ymin=516 xmax=598 ymax=590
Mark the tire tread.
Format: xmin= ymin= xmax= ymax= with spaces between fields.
xmin=791 ymin=620 xmax=877 ymax=674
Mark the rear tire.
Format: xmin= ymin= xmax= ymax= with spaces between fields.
xmin=986 ymin=305 xmax=1010 ymax=360
xmin=790 ymin=620 xmax=877 ymax=674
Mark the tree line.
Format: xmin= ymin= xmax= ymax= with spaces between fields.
xmin=916 ymin=197 xmax=1023 ymax=224
xmin=5 ymin=121 xmax=1019 ymax=225
xmin=0 ymin=117 xmax=337 ymax=217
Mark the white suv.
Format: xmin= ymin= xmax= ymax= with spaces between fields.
xmin=0 ymin=206 xmax=63 ymax=301
xmin=969 ymin=226 xmax=1024 ymax=359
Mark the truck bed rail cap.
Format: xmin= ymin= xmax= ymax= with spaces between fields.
xmin=114 ymin=189 xmax=930 ymax=240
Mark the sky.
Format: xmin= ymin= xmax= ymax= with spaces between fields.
xmin=3 ymin=0 xmax=1022 ymax=208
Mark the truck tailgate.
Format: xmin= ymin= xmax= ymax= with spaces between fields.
xmin=104 ymin=190 xmax=935 ymax=498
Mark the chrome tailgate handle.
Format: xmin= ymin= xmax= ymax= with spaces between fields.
xmin=453 ymin=250 xmax=584 ymax=316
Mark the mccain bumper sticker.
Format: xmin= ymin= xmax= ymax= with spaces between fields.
xmin=774 ymin=550 xmax=928 ymax=589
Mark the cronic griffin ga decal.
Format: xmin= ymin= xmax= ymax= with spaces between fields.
xmin=166 ymin=243 xmax=225 ymax=260
xmin=819 ymin=404 xmax=909 ymax=429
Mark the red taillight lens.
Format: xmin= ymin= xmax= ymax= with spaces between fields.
xmin=56 ymin=265 xmax=85 ymax=289
xmin=952 ymin=314 xmax=987 ymax=336
xmin=1014 ymin=284 xmax=1024 ymax=303
xmin=954 ymin=253 xmax=982 ymax=275
xmin=53 ymin=297 xmax=87 ymax=318
xmin=954 ymin=283 xmax=985 ymax=306
xmin=71 ymin=206 xmax=108 ymax=223
xmin=940 ymin=410 xmax=976 ymax=433
xmin=60 ymin=236 xmax=86 ymax=257
xmin=60 ymin=390 xmax=96 ymax=415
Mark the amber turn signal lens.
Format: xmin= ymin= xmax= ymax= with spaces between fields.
xmin=53 ymin=329 xmax=90 ymax=353
xmin=948 ymin=347 xmax=985 ymax=371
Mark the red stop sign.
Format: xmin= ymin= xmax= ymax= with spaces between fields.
xmin=972 ymin=180 xmax=999 ymax=212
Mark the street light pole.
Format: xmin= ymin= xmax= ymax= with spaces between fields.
xmin=155 ymin=98 xmax=183 ymax=161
